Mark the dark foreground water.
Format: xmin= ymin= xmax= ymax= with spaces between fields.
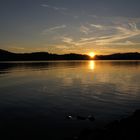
xmin=0 ymin=60 xmax=140 ymax=139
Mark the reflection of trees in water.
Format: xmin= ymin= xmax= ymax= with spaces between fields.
xmin=0 ymin=61 xmax=140 ymax=75
xmin=0 ymin=63 xmax=19 ymax=75
xmin=0 ymin=61 xmax=87 ymax=75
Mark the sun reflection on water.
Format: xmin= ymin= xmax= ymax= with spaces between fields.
xmin=89 ymin=61 xmax=95 ymax=70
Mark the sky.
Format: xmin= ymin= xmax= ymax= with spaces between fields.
xmin=0 ymin=0 xmax=140 ymax=54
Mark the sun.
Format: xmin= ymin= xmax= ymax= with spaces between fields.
xmin=88 ymin=52 xmax=95 ymax=58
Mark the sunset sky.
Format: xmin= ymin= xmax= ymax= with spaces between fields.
xmin=1 ymin=0 xmax=140 ymax=54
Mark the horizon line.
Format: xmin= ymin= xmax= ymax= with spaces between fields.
xmin=0 ymin=48 xmax=140 ymax=56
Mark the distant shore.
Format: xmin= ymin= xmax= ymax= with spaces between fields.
xmin=0 ymin=49 xmax=140 ymax=61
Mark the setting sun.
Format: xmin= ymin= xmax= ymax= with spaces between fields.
xmin=89 ymin=52 xmax=95 ymax=58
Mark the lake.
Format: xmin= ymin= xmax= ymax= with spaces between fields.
xmin=0 ymin=60 xmax=140 ymax=139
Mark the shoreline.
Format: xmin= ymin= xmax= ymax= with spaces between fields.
xmin=69 ymin=109 xmax=140 ymax=140
xmin=0 ymin=109 xmax=140 ymax=140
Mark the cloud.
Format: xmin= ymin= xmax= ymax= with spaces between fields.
xmin=96 ymin=41 xmax=137 ymax=46
xmin=55 ymin=45 xmax=68 ymax=49
xmin=62 ymin=37 xmax=74 ymax=44
xmin=90 ymin=24 xmax=105 ymax=30
xmin=94 ymin=23 xmax=140 ymax=45
xmin=81 ymin=22 xmax=140 ymax=46
xmin=79 ymin=25 xmax=90 ymax=34
xmin=41 ymin=3 xmax=81 ymax=20
xmin=41 ymin=4 xmax=67 ymax=11
xmin=60 ymin=22 xmax=140 ymax=47
xmin=41 ymin=4 xmax=50 ymax=8
xmin=42 ymin=25 xmax=66 ymax=34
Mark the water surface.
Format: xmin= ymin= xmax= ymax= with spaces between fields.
xmin=0 ymin=60 xmax=140 ymax=139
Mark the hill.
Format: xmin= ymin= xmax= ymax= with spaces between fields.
xmin=0 ymin=49 xmax=89 ymax=61
xmin=96 ymin=52 xmax=140 ymax=60
xmin=0 ymin=49 xmax=140 ymax=61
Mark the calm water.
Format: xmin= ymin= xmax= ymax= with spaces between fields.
xmin=0 ymin=60 xmax=140 ymax=139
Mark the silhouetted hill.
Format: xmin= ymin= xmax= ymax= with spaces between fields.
xmin=0 ymin=49 xmax=12 ymax=54
xmin=0 ymin=49 xmax=89 ymax=61
xmin=0 ymin=49 xmax=140 ymax=61
xmin=95 ymin=52 xmax=140 ymax=60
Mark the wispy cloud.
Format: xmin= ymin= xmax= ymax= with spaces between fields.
xmin=90 ymin=24 xmax=105 ymax=30
xmin=61 ymin=37 xmax=74 ymax=44
xmin=55 ymin=45 xmax=68 ymax=49
xmin=93 ymin=23 xmax=140 ymax=45
xmin=41 ymin=4 xmax=67 ymax=11
xmin=41 ymin=3 xmax=80 ymax=19
xmin=79 ymin=25 xmax=90 ymax=35
xmin=61 ymin=22 xmax=140 ymax=47
xmin=42 ymin=25 xmax=66 ymax=34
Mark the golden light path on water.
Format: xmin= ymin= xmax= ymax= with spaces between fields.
xmin=89 ymin=60 xmax=95 ymax=70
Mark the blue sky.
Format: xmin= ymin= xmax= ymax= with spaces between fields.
xmin=0 ymin=0 xmax=140 ymax=54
